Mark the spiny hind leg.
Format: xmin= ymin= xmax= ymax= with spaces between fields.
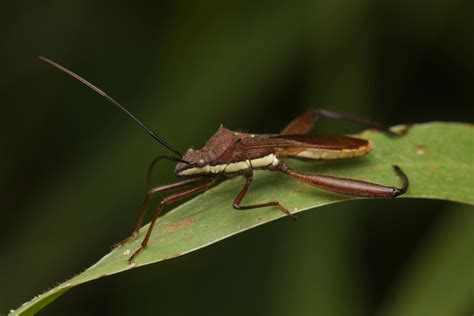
xmin=281 ymin=108 xmax=406 ymax=136
xmin=276 ymin=162 xmax=409 ymax=198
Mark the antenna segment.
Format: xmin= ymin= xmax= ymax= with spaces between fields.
xmin=38 ymin=56 xmax=182 ymax=158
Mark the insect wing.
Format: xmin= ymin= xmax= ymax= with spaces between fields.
xmin=242 ymin=134 xmax=370 ymax=150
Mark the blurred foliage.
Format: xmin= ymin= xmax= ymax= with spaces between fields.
xmin=0 ymin=0 xmax=472 ymax=315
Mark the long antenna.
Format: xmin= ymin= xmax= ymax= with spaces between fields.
xmin=38 ymin=56 xmax=182 ymax=158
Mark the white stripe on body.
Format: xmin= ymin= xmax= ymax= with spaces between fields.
xmin=178 ymin=154 xmax=279 ymax=176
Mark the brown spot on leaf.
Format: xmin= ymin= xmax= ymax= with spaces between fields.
xmin=428 ymin=164 xmax=439 ymax=173
xmin=167 ymin=218 xmax=195 ymax=232
xmin=416 ymin=144 xmax=427 ymax=155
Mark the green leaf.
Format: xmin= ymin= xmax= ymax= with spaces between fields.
xmin=10 ymin=122 xmax=473 ymax=315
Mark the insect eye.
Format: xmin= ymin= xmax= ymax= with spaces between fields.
xmin=197 ymin=159 xmax=206 ymax=167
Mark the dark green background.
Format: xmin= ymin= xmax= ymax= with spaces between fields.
xmin=1 ymin=1 xmax=473 ymax=315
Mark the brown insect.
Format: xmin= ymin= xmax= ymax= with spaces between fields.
xmin=40 ymin=57 xmax=409 ymax=262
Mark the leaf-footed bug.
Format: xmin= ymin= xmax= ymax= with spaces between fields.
xmin=40 ymin=57 xmax=409 ymax=262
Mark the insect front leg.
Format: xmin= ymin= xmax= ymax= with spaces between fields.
xmin=117 ymin=156 xmax=205 ymax=247
xmin=232 ymin=170 xmax=296 ymax=220
xmin=128 ymin=177 xmax=216 ymax=262
xmin=276 ymin=163 xmax=408 ymax=198
xmin=117 ymin=177 xmax=207 ymax=247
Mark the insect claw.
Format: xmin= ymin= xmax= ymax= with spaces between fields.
xmin=281 ymin=208 xmax=297 ymax=221
xmin=114 ymin=232 xmax=138 ymax=249
xmin=128 ymin=246 xmax=145 ymax=263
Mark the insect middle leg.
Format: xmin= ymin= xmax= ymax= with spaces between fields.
xmin=232 ymin=171 xmax=296 ymax=220
xmin=276 ymin=163 xmax=408 ymax=198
